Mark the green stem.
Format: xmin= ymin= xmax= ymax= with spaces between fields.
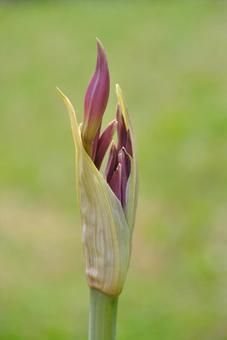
xmin=89 ymin=288 xmax=118 ymax=340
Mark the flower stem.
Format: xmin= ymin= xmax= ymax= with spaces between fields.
xmin=89 ymin=288 xmax=118 ymax=340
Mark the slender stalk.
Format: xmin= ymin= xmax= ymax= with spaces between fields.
xmin=89 ymin=288 xmax=118 ymax=340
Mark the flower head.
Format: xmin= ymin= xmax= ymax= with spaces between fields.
xmin=57 ymin=39 xmax=138 ymax=296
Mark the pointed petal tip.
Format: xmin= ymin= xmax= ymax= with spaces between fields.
xmin=56 ymin=87 xmax=81 ymax=148
xmin=116 ymin=84 xmax=124 ymax=105
xmin=116 ymin=83 xmax=120 ymax=93
xmin=56 ymin=86 xmax=64 ymax=97
xmin=56 ymin=87 xmax=77 ymax=116
xmin=116 ymin=83 xmax=123 ymax=105
xmin=56 ymin=86 xmax=72 ymax=109
xmin=96 ymin=37 xmax=104 ymax=50
xmin=96 ymin=38 xmax=108 ymax=63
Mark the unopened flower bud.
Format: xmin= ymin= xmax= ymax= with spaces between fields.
xmin=57 ymin=41 xmax=138 ymax=297
xmin=82 ymin=39 xmax=110 ymax=156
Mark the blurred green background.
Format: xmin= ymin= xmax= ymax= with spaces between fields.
xmin=1 ymin=1 xmax=227 ymax=339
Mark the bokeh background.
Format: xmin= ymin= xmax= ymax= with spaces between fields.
xmin=1 ymin=1 xmax=227 ymax=339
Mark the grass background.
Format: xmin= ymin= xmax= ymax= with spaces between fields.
xmin=1 ymin=1 xmax=227 ymax=339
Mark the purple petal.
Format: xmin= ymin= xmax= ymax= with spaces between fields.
xmin=105 ymin=143 xmax=117 ymax=182
xmin=82 ymin=39 xmax=110 ymax=156
xmin=94 ymin=120 xmax=117 ymax=169
xmin=109 ymin=163 xmax=122 ymax=203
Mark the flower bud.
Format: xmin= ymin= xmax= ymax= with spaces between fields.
xmin=57 ymin=41 xmax=138 ymax=297
xmin=82 ymin=39 xmax=110 ymax=156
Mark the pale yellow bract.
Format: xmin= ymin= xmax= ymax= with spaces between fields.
xmin=57 ymin=86 xmax=137 ymax=296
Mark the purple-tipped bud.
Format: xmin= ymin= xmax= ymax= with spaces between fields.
xmin=116 ymin=105 xmax=127 ymax=151
xmin=94 ymin=120 xmax=117 ymax=169
xmin=105 ymin=143 xmax=117 ymax=183
xmin=72 ymin=40 xmax=133 ymax=210
xmin=59 ymin=41 xmax=138 ymax=297
xmin=82 ymin=39 xmax=110 ymax=156
xmin=109 ymin=163 xmax=122 ymax=204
